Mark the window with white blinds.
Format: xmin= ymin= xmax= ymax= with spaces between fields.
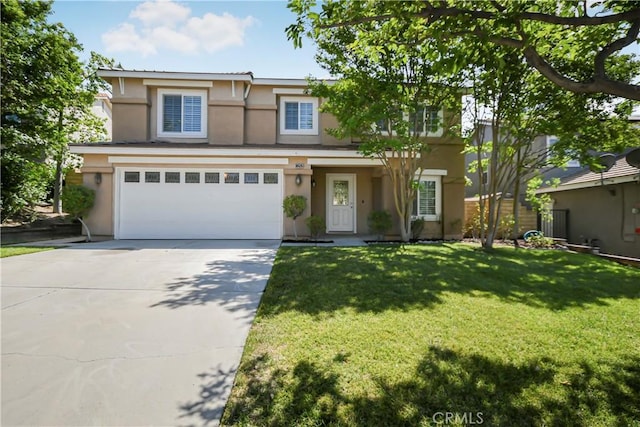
xmin=279 ymin=96 xmax=318 ymax=135
xmin=412 ymin=176 xmax=442 ymax=221
xmin=157 ymin=89 xmax=206 ymax=138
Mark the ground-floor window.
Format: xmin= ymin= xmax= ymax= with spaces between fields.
xmin=412 ymin=175 xmax=441 ymax=221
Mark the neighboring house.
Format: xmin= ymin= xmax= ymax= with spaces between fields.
xmin=465 ymin=121 xmax=580 ymax=200
xmin=537 ymin=150 xmax=640 ymax=258
xmin=92 ymin=93 xmax=113 ymax=141
xmin=69 ymin=68 xmax=465 ymax=240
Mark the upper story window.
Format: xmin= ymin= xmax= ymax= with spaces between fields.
xmin=280 ymin=96 xmax=319 ymax=135
xmin=409 ymin=106 xmax=442 ymax=136
xmin=412 ymin=175 xmax=442 ymax=221
xmin=157 ymin=89 xmax=207 ymax=138
xmin=376 ymin=106 xmax=444 ymax=137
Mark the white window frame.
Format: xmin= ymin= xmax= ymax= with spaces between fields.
xmin=279 ymin=96 xmax=319 ymax=135
xmin=374 ymin=106 xmax=444 ymax=137
xmin=546 ymin=135 xmax=580 ymax=167
xmin=412 ymin=175 xmax=442 ymax=221
xmin=157 ymin=88 xmax=207 ymax=138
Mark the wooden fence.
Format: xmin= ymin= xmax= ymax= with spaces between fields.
xmin=464 ymin=196 xmax=537 ymax=238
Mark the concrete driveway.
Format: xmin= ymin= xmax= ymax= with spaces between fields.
xmin=1 ymin=239 xmax=279 ymax=426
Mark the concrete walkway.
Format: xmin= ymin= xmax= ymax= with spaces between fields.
xmin=1 ymin=239 xmax=279 ymax=426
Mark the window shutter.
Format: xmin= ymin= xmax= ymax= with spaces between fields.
xmin=163 ymin=95 xmax=182 ymax=132
xmin=285 ymin=102 xmax=299 ymax=130
xmin=299 ymin=102 xmax=313 ymax=129
xmin=183 ymin=96 xmax=202 ymax=132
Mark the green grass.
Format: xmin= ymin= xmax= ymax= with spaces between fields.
xmin=221 ymin=243 xmax=640 ymax=427
xmin=0 ymin=246 xmax=57 ymax=258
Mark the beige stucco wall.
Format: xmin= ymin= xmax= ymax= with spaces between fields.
xmin=246 ymin=85 xmax=275 ymax=106
xmin=245 ymin=108 xmax=277 ymax=144
xmin=111 ymin=102 xmax=149 ymax=142
xmin=552 ymin=182 xmax=640 ymax=257
xmin=80 ymin=154 xmax=114 ymax=236
xmin=209 ymin=104 xmax=244 ymax=145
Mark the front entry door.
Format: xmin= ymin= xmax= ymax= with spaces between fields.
xmin=326 ymin=174 xmax=356 ymax=232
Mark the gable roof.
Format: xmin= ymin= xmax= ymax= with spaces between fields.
xmin=537 ymin=151 xmax=640 ymax=193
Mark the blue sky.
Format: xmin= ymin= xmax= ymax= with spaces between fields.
xmin=51 ymin=0 xmax=638 ymax=82
xmin=50 ymin=0 xmax=327 ymax=78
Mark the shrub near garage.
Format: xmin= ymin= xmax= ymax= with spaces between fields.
xmin=61 ymin=184 xmax=95 ymax=241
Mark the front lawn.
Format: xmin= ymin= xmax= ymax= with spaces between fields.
xmin=221 ymin=244 xmax=640 ymax=426
xmin=0 ymin=246 xmax=57 ymax=258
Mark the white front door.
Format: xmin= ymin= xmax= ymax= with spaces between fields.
xmin=326 ymin=174 xmax=356 ymax=232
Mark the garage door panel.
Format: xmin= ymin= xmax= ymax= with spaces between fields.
xmin=117 ymin=169 xmax=283 ymax=239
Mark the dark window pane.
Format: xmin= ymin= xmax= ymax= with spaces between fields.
xmin=165 ymin=172 xmax=180 ymax=183
xmin=244 ymin=173 xmax=259 ymax=184
xmin=145 ymin=172 xmax=160 ymax=183
xmin=163 ymin=94 xmax=182 ymax=132
xmin=185 ymin=172 xmax=200 ymax=183
xmin=224 ymin=172 xmax=239 ymax=184
xmin=124 ymin=172 xmax=140 ymax=183
xmin=284 ymin=102 xmax=298 ymax=130
xmin=205 ymin=172 xmax=219 ymax=183
xmin=263 ymin=173 xmax=278 ymax=184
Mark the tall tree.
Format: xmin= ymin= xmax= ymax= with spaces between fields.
xmin=288 ymin=0 xmax=640 ymax=100
xmin=1 ymin=0 xmax=109 ymax=220
xmin=295 ymin=11 xmax=460 ymax=241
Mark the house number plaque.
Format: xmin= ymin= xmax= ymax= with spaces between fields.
xmin=295 ymin=163 xmax=305 ymax=168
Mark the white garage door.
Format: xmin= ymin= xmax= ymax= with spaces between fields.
xmin=116 ymin=168 xmax=283 ymax=239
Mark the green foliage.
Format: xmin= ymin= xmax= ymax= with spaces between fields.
xmin=287 ymin=0 xmax=640 ymax=100
xmin=61 ymin=185 xmax=95 ymax=219
xmin=367 ymin=210 xmax=393 ymax=239
xmin=282 ymin=195 xmax=307 ymax=220
xmin=304 ymin=215 xmax=326 ymax=239
xmin=526 ymin=176 xmax=559 ymax=222
xmin=288 ymin=0 xmax=640 ymax=248
xmin=410 ymin=218 xmax=425 ymax=240
xmin=463 ymin=203 xmax=487 ymax=239
xmin=498 ymin=214 xmax=516 ymax=241
xmin=283 ymin=195 xmax=307 ymax=238
xmin=1 ymin=0 xmax=113 ymax=220
xmin=1 ymin=151 xmax=53 ymax=222
xmin=526 ymin=233 xmax=555 ymax=249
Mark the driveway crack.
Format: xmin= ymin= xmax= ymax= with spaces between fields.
xmin=1 ymin=289 xmax=59 ymax=310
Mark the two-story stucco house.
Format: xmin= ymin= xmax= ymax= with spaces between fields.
xmin=69 ymin=68 xmax=465 ymax=240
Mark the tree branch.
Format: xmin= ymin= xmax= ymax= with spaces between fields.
xmin=522 ymin=45 xmax=640 ymax=100
xmin=594 ymin=19 xmax=640 ymax=78
xmin=320 ymin=5 xmax=640 ymax=29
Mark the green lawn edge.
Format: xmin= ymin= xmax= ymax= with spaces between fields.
xmin=221 ymin=243 xmax=640 ymax=426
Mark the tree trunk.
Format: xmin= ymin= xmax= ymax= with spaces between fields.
xmin=52 ymin=157 xmax=63 ymax=214
xmin=53 ymin=110 xmax=65 ymax=214
xmin=400 ymin=211 xmax=411 ymax=242
xmin=293 ymin=217 xmax=298 ymax=239
xmin=78 ymin=217 xmax=92 ymax=242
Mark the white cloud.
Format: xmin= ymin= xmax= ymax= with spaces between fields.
xmin=102 ymin=23 xmax=157 ymax=57
xmin=101 ymin=0 xmax=255 ymax=57
xmin=129 ymin=0 xmax=190 ymax=28
xmin=185 ymin=13 xmax=256 ymax=53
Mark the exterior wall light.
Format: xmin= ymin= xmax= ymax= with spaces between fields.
xmin=295 ymin=174 xmax=302 ymax=186
xmin=95 ymin=172 xmax=102 ymax=185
